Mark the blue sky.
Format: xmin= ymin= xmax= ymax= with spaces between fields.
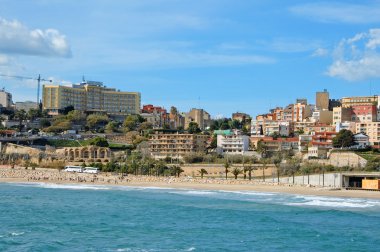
xmin=0 ymin=0 xmax=380 ymax=118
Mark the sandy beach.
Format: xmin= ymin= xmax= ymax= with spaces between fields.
xmin=1 ymin=167 xmax=380 ymax=199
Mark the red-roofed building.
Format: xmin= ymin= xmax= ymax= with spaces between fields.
xmin=311 ymin=132 xmax=337 ymax=149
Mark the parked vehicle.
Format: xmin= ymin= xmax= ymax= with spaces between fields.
xmin=83 ymin=167 xmax=99 ymax=174
xmin=64 ymin=166 xmax=83 ymax=173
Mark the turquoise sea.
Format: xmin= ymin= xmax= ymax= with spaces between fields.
xmin=1 ymin=183 xmax=380 ymax=252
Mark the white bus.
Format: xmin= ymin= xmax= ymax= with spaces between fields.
xmin=83 ymin=167 xmax=100 ymax=174
xmin=64 ymin=166 xmax=83 ymax=173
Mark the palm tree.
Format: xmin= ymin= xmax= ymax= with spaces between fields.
xmin=246 ymin=164 xmax=254 ymax=181
xmin=172 ymin=165 xmax=184 ymax=177
xmin=198 ymin=168 xmax=208 ymax=178
xmin=224 ymin=160 xmax=230 ymax=180
xmin=272 ymin=154 xmax=283 ymax=184
xmin=301 ymin=163 xmax=313 ymax=185
xmin=231 ymin=167 xmax=242 ymax=179
xmin=289 ymin=157 xmax=301 ymax=184
xmin=260 ymin=158 xmax=270 ymax=182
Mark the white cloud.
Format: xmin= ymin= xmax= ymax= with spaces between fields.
xmin=0 ymin=17 xmax=71 ymax=57
xmin=312 ymin=48 xmax=328 ymax=57
xmin=327 ymin=29 xmax=380 ymax=81
xmin=290 ymin=2 xmax=380 ymax=24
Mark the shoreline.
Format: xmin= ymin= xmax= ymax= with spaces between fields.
xmin=1 ymin=168 xmax=380 ymax=199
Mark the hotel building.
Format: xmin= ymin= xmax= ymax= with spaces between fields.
xmin=149 ymin=131 xmax=208 ymax=159
xmin=42 ymin=81 xmax=140 ymax=116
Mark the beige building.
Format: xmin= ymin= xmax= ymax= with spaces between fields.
xmin=356 ymin=122 xmax=380 ymax=145
xmin=14 ymin=101 xmax=38 ymax=111
xmin=316 ymin=89 xmax=329 ymax=110
xmin=0 ymin=89 xmax=13 ymax=108
xmin=149 ymin=131 xmax=208 ymax=159
xmin=43 ymin=81 xmax=140 ymax=116
xmin=184 ymin=108 xmax=211 ymax=130
xmin=341 ymin=96 xmax=378 ymax=108
xmin=312 ymin=110 xmax=333 ymax=124
xmin=333 ymin=107 xmax=352 ymax=125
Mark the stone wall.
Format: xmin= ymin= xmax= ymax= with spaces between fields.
xmin=309 ymin=151 xmax=367 ymax=168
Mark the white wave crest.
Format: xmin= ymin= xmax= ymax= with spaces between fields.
xmin=286 ymin=195 xmax=380 ymax=209
xmin=11 ymin=232 xmax=24 ymax=236
xmin=27 ymin=183 xmax=111 ymax=191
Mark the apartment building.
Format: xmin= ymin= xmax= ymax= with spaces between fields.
xmin=43 ymin=81 xmax=140 ymax=116
xmin=283 ymin=103 xmax=312 ymax=122
xmin=356 ymin=122 xmax=380 ymax=145
xmin=216 ymin=130 xmax=250 ymax=155
xmin=351 ymin=105 xmax=377 ymax=122
xmin=260 ymin=137 xmax=299 ymax=152
xmin=311 ymin=132 xmax=337 ymax=149
xmin=149 ymin=131 xmax=208 ymax=159
xmin=0 ymin=89 xmax=13 ymax=108
xmin=333 ymin=107 xmax=352 ymax=125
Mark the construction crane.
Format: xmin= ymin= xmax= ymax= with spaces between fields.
xmin=0 ymin=73 xmax=52 ymax=108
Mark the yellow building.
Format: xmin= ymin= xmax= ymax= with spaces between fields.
xmin=43 ymin=81 xmax=140 ymax=116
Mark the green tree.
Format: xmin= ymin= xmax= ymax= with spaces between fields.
xmin=123 ymin=114 xmax=143 ymax=132
xmin=15 ymin=109 xmax=27 ymax=131
xmin=40 ymin=118 xmax=51 ymax=128
xmin=198 ymin=168 xmax=208 ymax=178
xmin=90 ymin=137 xmax=109 ymax=147
xmin=187 ymin=122 xmax=201 ymax=134
xmin=229 ymin=119 xmax=242 ymax=129
xmin=138 ymin=121 xmax=153 ymax=131
xmin=67 ymin=110 xmax=85 ymax=123
xmin=210 ymin=134 xmax=217 ymax=149
xmin=333 ymin=129 xmax=355 ymax=148
xmin=256 ymin=140 xmax=268 ymax=158
xmin=27 ymin=108 xmax=42 ymax=120
xmin=105 ymin=121 xmax=119 ymax=133
xmin=86 ymin=113 xmax=109 ymax=130
xmin=231 ymin=167 xmax=242 ymax=179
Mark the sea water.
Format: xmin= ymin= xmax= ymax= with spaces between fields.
xmin=1 ymin=183 xmax=380 ymax=251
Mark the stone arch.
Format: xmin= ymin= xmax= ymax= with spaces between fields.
xmin=99 ymin=149 xmax=106 ymax=159
xmin=83 ymin=148 xmax=89 ymax=159
xmin=69 ymin=149 xmax=75 ymax=161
